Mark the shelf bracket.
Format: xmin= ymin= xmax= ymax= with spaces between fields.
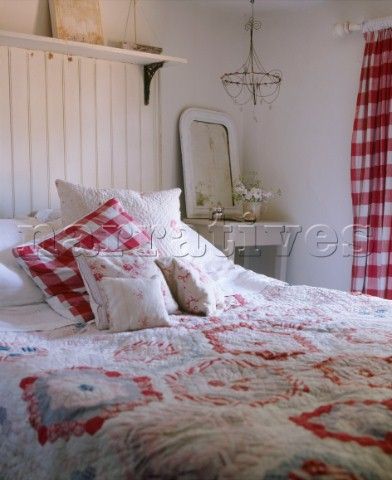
xmin=144 ymin=61 xmax=164 ymax=105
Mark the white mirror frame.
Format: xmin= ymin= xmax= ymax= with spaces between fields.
xmin=180 ymin=108 xmax=241 ymax=219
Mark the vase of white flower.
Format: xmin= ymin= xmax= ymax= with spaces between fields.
xmin=242 ymin=201 xmax=266 ymax=221
xmin=232 ymin=172 xmax=280 ymax=221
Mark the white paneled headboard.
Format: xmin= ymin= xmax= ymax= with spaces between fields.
xmin=0 ymin=45 xmax=161 ymax=218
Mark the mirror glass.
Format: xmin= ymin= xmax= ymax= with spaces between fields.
xmin=190 ymin=121 xmax=234 ymax=208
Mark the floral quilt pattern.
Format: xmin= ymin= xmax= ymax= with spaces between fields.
xmin=0 ymin=283 xmax=391 ymax=479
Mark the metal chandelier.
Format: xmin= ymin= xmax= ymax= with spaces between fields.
xmin=221 ymin=0 xmax=282 ymax=106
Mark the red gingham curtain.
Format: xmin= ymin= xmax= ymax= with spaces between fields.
xmin=351 ymin=28 xmax=392 ymax=299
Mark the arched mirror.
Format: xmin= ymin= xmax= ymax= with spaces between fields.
xmin=180 ymin=108 xmax=241 ymax=219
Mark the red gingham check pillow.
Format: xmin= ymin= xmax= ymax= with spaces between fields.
xmin=13 ymin=198 xmax=150 ymax=322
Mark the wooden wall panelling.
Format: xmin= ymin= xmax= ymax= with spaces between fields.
xmin=28 ymin=49 xmax=48 ymax=212
xmin=0 ymin=47 xmax=13 ymax=217
xmin=95 ymin=59 xmax=112 ymax=188
xmin=110 ymin=61 xmax=127 ymax=189
xmin=140 ymin=70 xmax=157 ymax=192
xmin=125 ymin=64 xmax=142 ymax=190
xmin=79 ymin=57 xmax=97 ymax=187
xmin=0 ymin=45 xmax=161 ymax=217
xmin=46 ymin=51 xmax=65 ymax=209
xmin=63 ymin=54 xmax=81 ymax=184
xmin=9 ymin=48 xmax=31 ymax=216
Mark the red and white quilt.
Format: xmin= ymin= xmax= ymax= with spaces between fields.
xmin=0 ymin=281 xmax=391 ymax=478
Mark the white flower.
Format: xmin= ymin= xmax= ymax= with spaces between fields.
xmin=233 ymin=174 xmax=281 ymax=205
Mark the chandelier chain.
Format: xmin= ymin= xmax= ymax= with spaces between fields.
xmin=221 ymin=0 xmax=282 ymax=106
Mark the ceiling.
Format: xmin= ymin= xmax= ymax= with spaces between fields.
xmin=203 ymin=0 xmax=327 ymax=13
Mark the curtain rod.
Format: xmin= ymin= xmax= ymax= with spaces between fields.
xmin=334 ymin=16 xmax=392 ymax=37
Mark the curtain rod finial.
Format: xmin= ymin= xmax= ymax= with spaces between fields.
xmin=333 ymin=21 xmax=362 ymax=37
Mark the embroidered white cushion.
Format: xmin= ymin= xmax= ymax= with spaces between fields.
xmin=99 ymin=276 xmax=170 ymax=332
xmin=56 ymin=180 xmax=186 ymax=258
xmin=74 ymin=247 xmax=179 ymax=329
xmin=156 ymin=257 xmax=224 ymax=315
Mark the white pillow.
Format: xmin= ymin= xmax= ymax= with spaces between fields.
xmin=99 ymin=276 xmax=170 ymax=332
xmin=179 ymin=221 xmax=228 ymax=265
xmin=34 ymin=208 xmax=62 ymax=223
xmin=156 ymin=257 xmax=224 ymax=315
xmin=178 ymin=221 xmax=286 ymax=296
xmin=0 ymin=219 xmax=44 ymax=306
xmin=55 ymin=180 xmax=186 ymax=258
xmin=74 ymin=247 xmax=179 ymax=329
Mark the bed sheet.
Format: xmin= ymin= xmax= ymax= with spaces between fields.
xmin=0 ymin=303 xmax=78 ymax=332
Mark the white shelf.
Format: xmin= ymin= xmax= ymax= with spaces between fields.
xmin=0 ymin=29 xmax=187 ymax=67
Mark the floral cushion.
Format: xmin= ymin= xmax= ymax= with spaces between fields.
xmin=99 ymin=276 xmax=170 ymax=332
xmin=13 ymin=198 xmax=150 ymax=321
xmin=74 ymin=247 xmax=179 ymax=330
xmin=156 ymin=257 xmax=224 ymax=315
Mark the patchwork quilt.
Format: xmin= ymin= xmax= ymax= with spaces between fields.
xmin=0 ymin=283 xmax=391 ymax=479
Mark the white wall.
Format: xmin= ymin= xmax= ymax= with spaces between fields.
xmin=2 ymin=0 xmax=392 ymax=291
xmin=242 ymin=0 xmax=392 ymax=291
xmin=0 ymin=0 xmax=244 ymax=193
xmin=0 ymin=0 xmax=51 ymax=36
xmin=134 ymin=0 xmax=245 ymax=190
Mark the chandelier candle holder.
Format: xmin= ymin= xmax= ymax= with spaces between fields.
xmin=221 ymin=0 xmax=282 ymax=106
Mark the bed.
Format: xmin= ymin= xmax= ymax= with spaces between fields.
xmin=0 ymin=39 xmax=391 ymax=480
xmin=1 ymin=247 xmax=391 ymax=479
